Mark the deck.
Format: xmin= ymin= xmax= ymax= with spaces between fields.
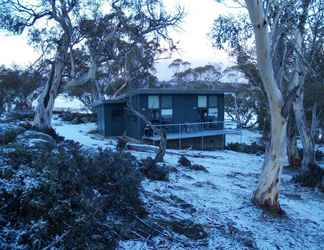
xmin=142 ymin=121 xmax=241 ymax=142
xmin=143 ymin=128 xmax=241 ymax=141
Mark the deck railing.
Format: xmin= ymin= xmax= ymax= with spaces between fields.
xmin=143 ymin=120 xmax=242 ymax=150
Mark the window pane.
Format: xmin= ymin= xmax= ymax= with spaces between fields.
xmin=161 ymin=96 xmax=172 ymax=109
xmin=161 ymin=109 xmax=173 ymax=117
xmin=198 ymin=96 xmax=207 ymax=108
xmin=208 ymin=108 xmax=218 ymax=117
xmin=148 ymin=95 xmax=159 ymax=109
xmin=209 ymin=96 xmax=218 ymax=107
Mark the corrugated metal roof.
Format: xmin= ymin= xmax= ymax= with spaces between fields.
xmin=126 ymin=87 xmax=236 ymax=96
xmin=93 ymin=98 xmax=126 ymax=107
xmin=94 ymin=86 xmax=236 ymax=107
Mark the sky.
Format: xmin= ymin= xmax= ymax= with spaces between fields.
xmin=0 ymin=0 xmax=240 ymax=80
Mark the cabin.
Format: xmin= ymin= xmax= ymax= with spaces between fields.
xmin=95 ymin=88 xmax=239 ymax=150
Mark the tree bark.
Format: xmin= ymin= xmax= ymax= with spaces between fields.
xmin=245 ymin=0 xmax=287 ymax=210
xmin=33 ymin=47 xmax=67 ymax=130
xmin=287 ymin=112 xmax=301 ymax=168
xmin=293 ymin=89 xmax=316 ymax=171
xmin=155 ymin=129 xmax=167 ymax=162
xmin=291 ymin=29 xmax=316 ymax=172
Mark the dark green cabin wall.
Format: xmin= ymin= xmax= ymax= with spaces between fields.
xmin=96 ymin=103 xmax=126 ymax=137
xmin=126 ymin=95 xmax=142 ymax=139
xmin=96 ymin=105 xmax=105 ymax=135
xmin=97 ymin=93 xmax=225 ymax=139
xmin=135 ymin=93 xmax=225 ymax=139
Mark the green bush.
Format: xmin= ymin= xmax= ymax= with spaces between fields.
xmin=293 ymin=163 xmax=324 ymax=188
xmin=0 ymin=140 xmax=144 ymax=249
xmin=226 ymin=142 xmax=265 ymax=155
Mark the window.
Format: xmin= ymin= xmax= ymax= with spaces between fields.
xmin=208 ymin=108 xmax=218 ymax=117
xmin=148 ymin=95 xmax=159 ymax=109
xmin=209 ymin=96 xmax=218 ymax=108
xmin=161 ymin=96 xmax=173 ymax=119
xmin=198 ymin=96 xmax=207 ymax=108
xmin=161 ymin=96 xmax=172 ymax=109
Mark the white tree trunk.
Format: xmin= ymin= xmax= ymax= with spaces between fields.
xmin=33 ymin=57 xmax=66 ymax=130
xmin=290 ymin=31 xmax=316 ymax=171
xmin=34 ymin=44 xmax=97 ymax=130
xmin=253 ymin=106 xmax=287 ymax=208
xmin=155 ymin=129 xmax=167 ymax=162
xmin=293 ymin=91 xmax=316 ymax=171
xmin=287 ymin=114 xmax=301 ymax=168
xmin=245 ymin=0 xmax=287 ymax=209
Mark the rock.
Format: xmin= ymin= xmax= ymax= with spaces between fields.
xmin=15 ymin=130 xmax=56 ymax=152
xmin=0 ymin=123 xmax=26 ymax=145
xmin=141 ymin=157 xmax=169 ymax=181
xmin=178 ymin=155 xmax=191 ymax=167
xmin=190 ymin=164 xmax=208 ymax=172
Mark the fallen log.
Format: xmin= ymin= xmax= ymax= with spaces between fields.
xmin=126 ymin=143 xmax=222 ymax=160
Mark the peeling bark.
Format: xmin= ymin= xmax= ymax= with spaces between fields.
xmin=293 ymin=89 xmax=316 ymax=172
xmin=291 ymin=28 xmax=316 ymax=172
xmin=33 ymin=47 xmax=67 ymax=130
xmin=287 ymin=112 xmax=301 ymax=168
xmin=245 ymin=0 xmax=287 ymax=210
xmin=155 ymin=129 xmax=167 ymax=162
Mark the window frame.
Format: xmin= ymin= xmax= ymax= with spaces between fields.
xmin=197 ymin=95 xmax=207 ymax=108
xmin=161 ymin=95 xmax=173 ymax=120
xmin=148 ymin=95 xmax=160 ymax=109
xmin=208 ymin=95 xmax=218 ymax=108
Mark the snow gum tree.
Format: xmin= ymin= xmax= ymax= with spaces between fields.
xmin=0 ymin=0 xmax=96 ymax=130
xmin=0 ymin=0 xmax=183 ymax=130
xmin=244 ymin=0 xmax=288 ymax=209
xmin=213 ymin=0 xmax=324 ymax=209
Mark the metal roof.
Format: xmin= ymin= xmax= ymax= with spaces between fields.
xmin=93 ymin=98 xmax=126 ymax=107
xmin=94 ymin=86 xmax=236 ymax=106
xmin=126 ymin=87 xmax=237 ymax=96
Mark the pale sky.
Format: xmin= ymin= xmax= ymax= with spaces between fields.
xmin=0 ymin=0 xmax=240 ymax=80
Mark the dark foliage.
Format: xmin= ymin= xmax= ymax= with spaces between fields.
xmin=56 ymin=111 xmax=97 ymax=124
xmin=293 ymin=164 xmax=324 ymax=189
xmin=178 ymin=156 xmax=192 ymax=167
xmin=141 ymin=157 xmax=169 ymax=181
xmin=157 ymin=218 xmax=208 ymax=240
xmin=226 ymin=142 xmax=265 ymax=155
xmin=2 ymin=111 xmax=35 ymax=122
xmin=0 ymin=67 xmax=41 ymax=113
xmin=190 ymin=164 xmax=208 ymax=172
xmin=0 ymin=139 xmax=144 ymax=249
xmin=0 ymin=123 xmax=26 ymax=145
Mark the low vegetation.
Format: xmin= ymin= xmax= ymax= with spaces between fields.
xmin=0 ymin=127 xmax=145 ymax=249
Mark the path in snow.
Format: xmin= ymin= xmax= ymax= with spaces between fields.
xmin=53 ymin=119 xmax=324 ymax=250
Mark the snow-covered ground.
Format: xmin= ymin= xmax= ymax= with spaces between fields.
xmin=53 ymin=119 xmax=324 ymax=250
xmin=226 ymin=129 xmax=262 ymax=145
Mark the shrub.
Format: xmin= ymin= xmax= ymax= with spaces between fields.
xmin=178 ymin=156 xmax=191 ymax=167
xmin=141 ymin=157 xmax=170 ymax=181
xmin=0 ymin=140 xmax=144 ymax=249
xmin=226 ymin=142 xmax=265 ymax=155
xmin=293 ymin=163 xmax=324 ymax=188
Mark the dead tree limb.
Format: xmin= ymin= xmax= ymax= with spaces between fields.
xmin=127 ymin=102 xmax=168 ymax=162
xmin=155 ymin=128 xmax=167 ymax=162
